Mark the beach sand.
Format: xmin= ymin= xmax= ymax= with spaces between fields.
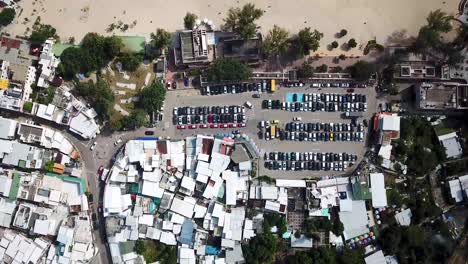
xmin=6 ymin=0 xmax=459 ymax=55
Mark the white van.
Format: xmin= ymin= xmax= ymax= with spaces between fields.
xmin=245 ymin=101 xmax=253 ymax=109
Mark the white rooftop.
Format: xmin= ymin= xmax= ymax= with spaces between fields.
xmin=370 ymin=173 xmax=387 ymax=208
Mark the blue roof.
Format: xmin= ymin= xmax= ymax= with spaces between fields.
xmin=179 ymin=220 xmax=194 ymax=246
xmin=205 ymin=245 xmax=220 ymax=255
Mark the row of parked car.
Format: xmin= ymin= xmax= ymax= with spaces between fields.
xmin=283 ymin=121 xmax=365 ymax=133
xmin=298 ymin=93 xmax=367 ymax=103
xmin=262 ymin=100 xmax=367 ymax=112
xmin=265 ymin=151 xmax=358 ymax=162
xmin=263 ymin=129 xmax=365 ymax=142
xmin=174 ymin=105 xmax=246 ymax=116
xmin=176 ymin=123 xmax=246 ymax=129
xmin=202 ymin=81 xmax=271 ymax=95
xmin=265 ymin=160 xmax=351 ymax=171
xmin=285 ymin=82 xmax=367 ymax=88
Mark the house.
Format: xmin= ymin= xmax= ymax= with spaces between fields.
xmin=0 ymin=116 xmax=17 ymax=139
xmin=447 ymin=175 xmax=468 ymax=203
xmin=437 ymin=132 xmax=463 ymax=159
xmin=37 ymin=39 xmax=60 ymax=88
xmin=369 ymin=173 xmax=387 ymax=208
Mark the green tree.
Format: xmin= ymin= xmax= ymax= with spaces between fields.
xmin=75 ymin=79 xmax=114 ymax=120
xmin=347 ymin=38 xmax=357 ymax=48
xmin=141 ymin=82 xmax=166 ymax=115
xmin=242 ymin=233 xmax=278 ymax=264
xmin=118 ymin=53 xmax=143 ymax=72
xmin=150 ymin=28 xmax=172 ymax=55
xmin=224 ymin=3 xmax=264 ymax=39
xmin=184 ymin=12 xmax=198 ymax=30
xmin=263 ymin=25 xmax=289 ymax=56
xmin=293 ymin=27 xmax=323 ymax=57
xmin=0 ymin=8 xmax=15 ymax=26
xmin=330 ymin=41 xmax=339 ymax=49
xmin=29 ymin=23 xmax=58 ymax=43
xmin=426 ymin=9 xmax=452 ymax=33
xmin=206 ymin=58 xmax=252 ymax=82
xmin=316 ymin=64 xmax=328 ymax=73
xmin=348 ymin=60 xmax=376 ymax=81
xmin=296 ymin=61 xmax=314 ymax=78
xmin=122 ymin=109 xmax=148 ymax=129
xmin=339 ymin=29 xmax=348 ymax=37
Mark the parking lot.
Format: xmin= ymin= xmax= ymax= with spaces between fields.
xmin=160 ymin=83 xmax=377 ymax=179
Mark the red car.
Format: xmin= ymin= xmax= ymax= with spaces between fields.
xmin=210 ymin=124 xmax=219 ymax=128
xmin=347 ymin=88 xmax=355 ymax=93
xmin=236 ymin=123 xmax=242 ymax=128
xmin=228 ymin=123 xmax=234 ymax=128
xmin=207 ymin=115 xmax=213 ymax=123
xmin=97 ymin=166 xmax=104 ymax=175
xmin=177 ymin=125 xmax=186 ymax=129
xmin=200 ymin=124 xmax=208 ymax=129
xmin=189 ymin=124 xmax=197 ymax=129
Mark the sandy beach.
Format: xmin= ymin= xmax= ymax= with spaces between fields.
xmin=6 ymin=0 xmax=459 ymax=55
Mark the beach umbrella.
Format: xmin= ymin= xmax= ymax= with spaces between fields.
xmin=195 ymin=19 xmax=201 ymax=25
xmin=203 ymin=18 xmax=209 ymax=23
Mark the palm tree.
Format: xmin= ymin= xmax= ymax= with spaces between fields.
xmin=426 ymin=9 xmax=453 ymax=33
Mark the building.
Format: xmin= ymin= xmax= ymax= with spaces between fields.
xmin=374 ymin=113 xmax=400 ymax=146
xmin=415 ymin=82 xmax=468 ymax=110
xmin=37 ymin=39 xmax=60 ymax=88
xmin=0 ymin=37 xmax=38 ymax=103
xmin=447 ymin=175 xmax=468 ymax=203
xmin=175 ymin=27 xmax=215 ymax=67
xmin=216 ymin=33 xmax=261 ymax=64
xmin=437 ymin=132 xmax=463 ymax=159
xmin=0 ymin=116 xmax=17 ymax=139
xmin=369 ymin=173 xmax=387 ymax=208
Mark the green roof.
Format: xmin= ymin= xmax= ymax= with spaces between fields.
xmin=352 ymin=180 xmax=372 ymax=200
xmin=8 ymin=173 xmax=20 ymax=200
xmin=46 ymin=173 xmax=86 ymax=194
xmin=52 ymin=43 xmax=77 ymax=56
xmin=117 ymin=36 xmax=146 ymax=53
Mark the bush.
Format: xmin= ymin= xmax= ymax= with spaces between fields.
xmin=183 ymin=12 xmax=197 ymax=29
xmin=315 ymin=64 xmax=328 ymax=73
xmin=0 ymin=8 xmax=15 ymax=27
xmin=206 ymin=58 xmax=252 ymax=82
xmin=347 ymin=38 xmax=357 ymax=48
xmin=330 ymin=41 xmax=339 ymax=49
xmin=339 ymin=29 xmax=348 ymax=37
xmin=296 ymin=61 xmax=314 ymax=78
xmin=23 ymin=101 xmax=33 ymax=113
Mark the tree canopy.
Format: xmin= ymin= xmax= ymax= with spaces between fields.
xmin=0 ymin=8 xmax=15 ymax=27
xmin=140 ymin=82 xmax=166 ymax=115
xmin=242 ymin=233 xmax=278 ymax=264
xmin=224 ymin=3 xmax=264 ymax=39
xmin=206 ymin=58 xmax=252 ymax=82
xmin=118 ymin=53 xmax=143 ymax=72
xmin=58 ymin=33 xmax=123 ymax=79
xmin=74 ymin=79 xmax=114 ymax=120
xmin=296 ymin=61 xmax=314 ymax=78
xmin=121 ymin=109 xmax=148 ymax=130
xmin=29 ymin=23 xmax=58 ymax=43
xmin=348 ymin=60 xmax=376 ymax=81
xmin=347 ymin=38 xmax=357 ymax=48
xmin=263 ymin=25 xmax=289 ymax=56
xmin=184 ymin=12 xmax=198 ymax=30
xmin=150 ymin=28 xmax=172 ymax=55
xmin=293 ymin=27 xmax=323 ymax=57
xmin=135 ymin=240 xmax=176 ymax=264
xmin=330 ymin=41 xmax=339 ymax=49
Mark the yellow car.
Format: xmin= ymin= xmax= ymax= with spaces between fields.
xmin=271 ymin=120 xmax=280 ymax=124
xmin=330 ymin=132 xmax=334 ymax=141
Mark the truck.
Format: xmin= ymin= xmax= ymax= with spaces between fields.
xmin=344 ymin=112 xmax=363 ymax=118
